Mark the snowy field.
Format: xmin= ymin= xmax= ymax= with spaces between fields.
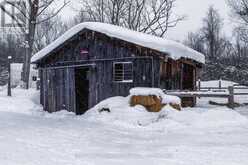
xmin=0 ymin=86 xmax=248 ymax=165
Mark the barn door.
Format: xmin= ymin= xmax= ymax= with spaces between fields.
xmin=182 ymin=63 xmax=194 ymax=90
xmin=75 ymin=67 xmax=89 ymax=115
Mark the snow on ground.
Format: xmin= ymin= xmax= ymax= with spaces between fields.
xmin=0 ymin=87 xmax=248 ymax=165
xmin=197 ymin=80 xmax=238 ymax=88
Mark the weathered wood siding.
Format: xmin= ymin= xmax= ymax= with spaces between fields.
xmin=37 ymin=29 xmax=199 ymax=113
xmin=40 ymin=68 xmax=76 ymax=113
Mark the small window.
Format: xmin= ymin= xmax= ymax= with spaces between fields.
xmin=113 ymin=62 xmax=133 ymax=82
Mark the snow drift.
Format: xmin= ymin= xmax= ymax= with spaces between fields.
xmin=85 ymin=95 xmax=248 ymax=130
xmin=1 ymin=87 xmax=248 ymax=165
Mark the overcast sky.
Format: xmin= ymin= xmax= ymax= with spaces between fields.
xmin=166 ymin=0 xmax=233 ymax=41
xmin=61 ymin=0 xmax=233 ymax=41
xmin=0 ymin=0 xmax=234 ymax=41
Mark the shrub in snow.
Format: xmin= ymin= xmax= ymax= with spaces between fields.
xmin=129 ymin=87 xmax=181 ymax=112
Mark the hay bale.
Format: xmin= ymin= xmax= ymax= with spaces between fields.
xmin=147 ymin=96 xmax=164 ymax=112
xmin=130 ymin=95 xmax=181 ymax=112
xmin=130 ymin=95 xmax=162 ymax=112
xmin=130 ymin=95 xmax=157 ymax=107
xmin=129 ymin=88 xmax=181 ymax=112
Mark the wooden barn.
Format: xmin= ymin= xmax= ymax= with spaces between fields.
xmin=31 ymin=22 xmax=205 ymax=115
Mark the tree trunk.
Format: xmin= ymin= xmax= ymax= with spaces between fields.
xmin=22 ymin=1 xmax=38 ymax=89
xmin=22 ymin=46 xmax=32 ymax=89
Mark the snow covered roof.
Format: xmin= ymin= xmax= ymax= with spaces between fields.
xmin=31 ymin=22 xmax=205 ymax=64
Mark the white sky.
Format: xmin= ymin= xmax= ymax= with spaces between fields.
xmin=61 ymin=0 xmax=234 ymax=41
xmin=166 ymin=0 xmax=233 ymax=41
xmin=0 ymin=0 xmax=234 ymax=41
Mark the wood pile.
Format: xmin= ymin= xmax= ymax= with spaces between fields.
xmin=130 ymin=95 xmax=181 ymax=112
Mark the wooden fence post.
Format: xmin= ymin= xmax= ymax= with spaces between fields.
xmin=228 ymin=86 xmax=234 ymax=109
xmin=219 ymin=79 xmax=222 ymax=89
xmin=198 ymin=79 xmax=201 ymax=91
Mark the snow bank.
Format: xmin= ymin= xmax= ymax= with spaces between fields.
xmin=84 ymin=94 xmax=248 ymax=131
xmin=130 ymin=87 xmax=181 ymax=105
xmin=85 ymin=96 xmax=173 ymax=128
xmin=1 ymin=87 xmax=248 ymax=165
xmin=31 ymin=22 xmax=205 ymax=64
xmin=197 ymin=80 xmax=238 ymax=88
xmin=0 ymin=87 xmax=41 ymax=115
xmin=1 ymin=86 xmax=246 ymax=132
xmin=168 ymin=107 xmax=248 ymax=128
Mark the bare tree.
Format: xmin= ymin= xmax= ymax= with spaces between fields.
xmin=184 ymin=6 xmax=230 ymax=80
xmin=0 ymin=0 xmax=69 ymax=89
xmin=227 ymin=0 xmax=248 ymax=23
xmin=227 ymin=0 xmax=248 ymax=43
xmin=76 ymin=0 xmax=185 ymax=37
xmin=184 ymin=31 xmax=205 ymax=54
xmin=201 ymin=6 xmax=224 ymax=61
xmin=35 ymin=13 xmax=68 ymax=51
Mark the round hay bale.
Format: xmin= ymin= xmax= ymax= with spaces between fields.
xmin=130 ymin=95 xmax=163 ymax=112
xmin=130 ymin=95 xmax=157 ymax=107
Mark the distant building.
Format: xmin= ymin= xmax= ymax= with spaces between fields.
xmin=31 ymin=22 xmax=205 ymax=115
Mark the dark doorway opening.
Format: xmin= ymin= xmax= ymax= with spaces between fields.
xmin=75 ymin=67 xmax=89 ymax=115
xmin=182 ymin=63 xmax=194 ymax=90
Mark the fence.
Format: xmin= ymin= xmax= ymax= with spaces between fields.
xmin=165 ymin=80 xmax=248 ymax=109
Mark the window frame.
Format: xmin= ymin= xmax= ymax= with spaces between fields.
xmin=113 ymin=61 xmax=133 ymax=83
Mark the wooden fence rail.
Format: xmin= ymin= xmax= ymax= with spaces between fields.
xmin=165 ymin=85 xmax=248 ymax=109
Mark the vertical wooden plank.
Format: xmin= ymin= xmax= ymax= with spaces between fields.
xmin=40 ymin=69 xmax=44 ymax=106
xmin=51 ymin=69 xmax=56 ymax=112
xmin=64 ymin=68 xmax=70 ymax=111
xmin=43 ymin=69 xmax=48 ymax=111
xmin=89 ymin=66 xmax=97 ymax=108
xmin=55 ymin=69 xmax=61 ymax=111
xmin=47 ymin=69 xmax=52 ymax=112
xmin=180 ymin=62 xmax=184 ymax=90
xmin=69 ymin=68 xmax=76 ymax=113
xmin=59 ymin=69 xmax=65 ymax=110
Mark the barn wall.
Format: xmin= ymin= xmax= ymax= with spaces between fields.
xmin=88 ymin=58 xmax=158 ymax=108
xmin=40 ymin=68 xmax=76 ymax=113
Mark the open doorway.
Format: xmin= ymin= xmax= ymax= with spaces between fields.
xmin=75 ymin=67 xmax=89 ymax=115
xmin=182 ymin=63 xmax=194 ymax=90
